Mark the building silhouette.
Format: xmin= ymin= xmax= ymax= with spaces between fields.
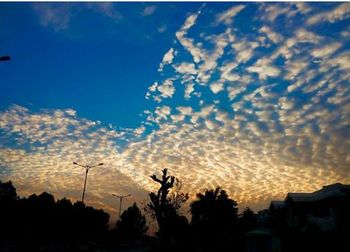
xmin=271 ymin=183 xmax=350 ymax=231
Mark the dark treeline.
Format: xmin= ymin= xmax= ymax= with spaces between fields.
xmin=0 ymin=180 xmax=110 ymax=251
xmin=1 ymin=168 xmax=350 ymax=252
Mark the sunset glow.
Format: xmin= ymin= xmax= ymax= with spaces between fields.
xmin=1 ymin=2 xmax=349 ymax=219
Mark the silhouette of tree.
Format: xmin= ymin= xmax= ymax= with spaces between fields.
xmin=147 ymin=168 xmax=174 ymax=218
xmin=190 ymin=187 xmax=239 ymax=251
xmin=72 ymin=201 xmax=110 ymax=242
xmin=239 ymin=207 xmax=257 ymax=232
xmin=167 ymin=178 xmax=189 ymax=213
xmin=0 ymin=180 xmax=110 ymax=250
xmin=0 ymin=180 xmax=18 ymax=242
xmin=146 ymin=168 xmax=189 ymax=250
xmin=24 ymin=192 xmax=57 ymax=242
xmin=0 ymin=180 xmax=17 ymax=201
xmin=55 ymin=197 xmax=75 ymax=241
xmin=115 ymin=203 xmax=148 ymax=242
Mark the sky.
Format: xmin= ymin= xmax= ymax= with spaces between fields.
xmin=1 ymin=2 xmax=350 ymax=220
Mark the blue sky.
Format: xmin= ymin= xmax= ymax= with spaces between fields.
xmin=0 ymin=2 xmax=203 ymax=127
xmin=1 ymin=2 xmax=350 ymax=218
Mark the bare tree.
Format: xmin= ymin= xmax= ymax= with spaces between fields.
xmin=146 ymin=169 xmax=189 ymax=248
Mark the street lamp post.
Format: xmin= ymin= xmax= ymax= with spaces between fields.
xmin=112 ymin=194 xmax=131 ymax=220
xmin=73 ymin=162 xmax=103 ymax=203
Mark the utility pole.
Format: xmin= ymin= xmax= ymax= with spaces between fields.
xmin=73 ymin=162 xmax=104 ymax=203
xmin=112 ymin=194 xmax=131 ymax=220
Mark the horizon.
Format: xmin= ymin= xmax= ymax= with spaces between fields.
xmin=1 ymin=2 xmax=350 ymax=222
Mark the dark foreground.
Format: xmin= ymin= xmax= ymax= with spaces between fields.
xmin=1 ymin=178 xmax=349 ymax=252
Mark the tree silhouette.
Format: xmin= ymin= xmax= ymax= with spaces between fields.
xmin=25 ymin=192 xmax=57 ymax=242
xmin=71 ymin=201 xmax=110 ymax=242
xmin=55 ymin=197 xmax=75 ymax=241
xmin=0 ymin=180 xmax=17 ymax=201
xmin=115 ymin=203 xmax=148 ymax=242
xmin=146 ymin=168 xmax=189 ymax=250
xmin=190 ymin=187 xmax=239 ymax=251
xmin=239 ymin=207 xmax=257 ymax=232
xmin=0 ymin=180 xmax=110 ymax=249
xmin=167 ymin=178 xmax=189 ymax=213
xmin=0 ymin=180 xmax=18 ymax=242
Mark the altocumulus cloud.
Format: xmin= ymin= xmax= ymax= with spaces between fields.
xmin=1 ymin=3 xmax=350 ymax=214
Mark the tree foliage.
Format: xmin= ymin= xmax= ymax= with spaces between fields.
xmin=190 ymin=187 xmax=239 ymax=251
xmin=116 ymin=203 xmax=148 ymax=241
xmin=239 ymin=207 xmax=257 ymax=232
xmin=0 ymin=180 xmax=110 ymax=246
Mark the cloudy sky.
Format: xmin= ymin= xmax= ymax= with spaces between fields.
xmin=1 ymin=2 xmax=350 ymax=219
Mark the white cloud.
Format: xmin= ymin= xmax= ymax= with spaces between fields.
xmin=142 ymin=5 xmax=157 ymax=16
xmin=154 ymin=106 xmax=171 ymax=122
xmin=195 ymin=29 xmax=232 ymax=84
xmin=159 ymin=48 xmax=176 ymax=71
xmin=330 ymin=51 xmax=350 ymax=71
xmin=227 ymin=86 xmax=246 ymax=100
xmin=232 ymin=41 xmax=259 ymax=64
xmin=220 ymin=62 xmax=239 ymax=81
xmin=33 ymin=3 xmax=123 ymax=31
xmin=182 ymin=13 xmax=198 ymax=30
xmin=260 ymin=4 xmax=296 ymax=22
xmin=157 ymin=79 xmax=176 ymax=100
xmin=145 ymin=82 xmax=158 ymax=100
xmin=65 ymin=109 xmax=76 ymax=117
xmin=177 ymin=106 xmax=193 ymax=115
xmin=89 ymin=2 xmax=122 ymax=21
xmin=284 ymin=58 xmax=309 ymax=80
xmin=210 ymin=82 xmax=224 ymax=94
xmin=259 ymin=25 xmax=283 ymax=44
xmin=170 ymin=114 xmax=185 ymax=123
xmin=146 ymin=79 xmax=176 ymax=102
xmin=184 ymin=83 xmax=195 ymax=99
xmin=294 ymin=28 xmax=322 ymax=44
xmin=134 ymin=125 xmax=146 ymax=136
xmin=247 ymin=59 xmax=281 ymax=80
xmin=307 ymin=3 xmax=350 ymax=25
xmin=176 ymin=12 xmax=203 ymax=63
xmin=204 ymin=119 xmax=217 ymax=130
xmin=197 ymin=105 xmax=215 ymax=118
xmin=33 ymin=3 xmax=72 ymax=31
xmin=162 ymin=48 xmax=175 ymax=65
xmin=216 ymin=5 xmax=245 ymax=25
xmin=311 ymin=42 xmax=342 ymax=58
xmin=279 ymin=97 xmax=295 ymax=110
xmin=174 ymin=62 xmax=197 ymax=75
xmin=295 ymin=2 xmax=313 ymax=15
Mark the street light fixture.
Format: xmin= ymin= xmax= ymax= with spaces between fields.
xmin=112 ymin=193 xmax=131 ymax=220
xmin=73 ymin=162 xmax=104 ymax=203
xmin=0 ymin=55 xmax=11 ymax=61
